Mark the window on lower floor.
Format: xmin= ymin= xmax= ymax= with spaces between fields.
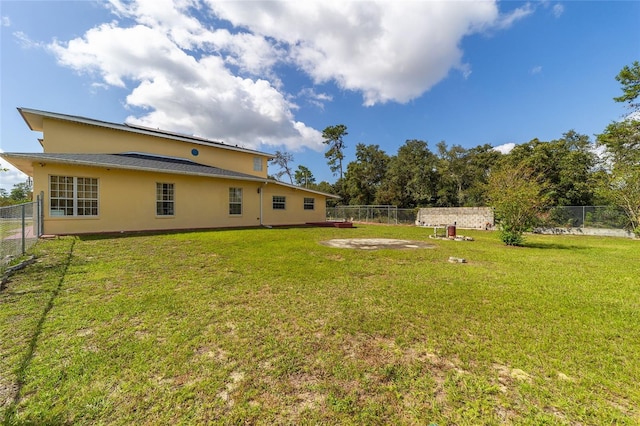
xmin=156 ymin=183 xmax=175 ymax=216
xmin=49 ymin=175 xmax=98 ymax=216
xmin=229 ymin=187 xmax=242 ymax=215
xmin=304 ymin=197 xmax=315 ymax=210
xmin=272 ymin=195 xmax=286 ymax=210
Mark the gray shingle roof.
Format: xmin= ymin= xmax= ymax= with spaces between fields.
xmin=5 ymin=152 xmax=266 ymax=181
xmin=18 ymin=107 xmax=273 ymax=158
xmin=2 ymin=152 xmax=340 ymax=198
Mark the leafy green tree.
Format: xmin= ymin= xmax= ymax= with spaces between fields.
xmin=0 ymin=188 xmax=11 ymax=207
xmin=596 ymin=61 xmax=640 ymax=235
xmin=487 ymin=164 xmax=549 ymax=246
xmin=269 ymin=151 xmax=294 ymax=184
xmin=322 ymin=124 xmax=348 ymax=180
xmin=462 ymin=144 xmax=502 ymax=206
xmin=596 ymin=159 xmax=640 ymax=235
xmin=344 ymin=143 xmax=389 ymax=205
xmin=597 ymin=119 xmax=640 ymax=234
xmin=613 ymin=60 xmax=640 ymax=110
xmin=332 ymin=178 xmax=349 ymax=205
xmin=598 ymin=119 xmax=640 ymax=165
xmin=376 ymin=139 xmax=439 ymax=208
xmin=435 ymin=142 xmax=470 ymax=206
xmin=10 ymin=181 xmax=32 ymax=202
xmin=313 ymin=180 xmax=334 ymax=194
xmin=294 ymin=165 xmax=316 ymax=187
xmin=431 ymin=142 xmax=502 ymax=207
xmin=503 ymin=132 xmax=598 ymax=206
xmin=314 ymin=181 xmax=340 ymax=206
xmin=554 ymin=131 xmax=600 ymax=206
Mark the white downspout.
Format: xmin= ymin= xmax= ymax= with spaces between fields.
xmin=259 ymin=182 xmax=268 ymax=227
xmin=259 ymin=184 xmax=263 ymax=226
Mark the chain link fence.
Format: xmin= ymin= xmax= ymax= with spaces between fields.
xmin=327 ymin=205 xmax=417 ymax=225
xmin=539 ymin=206 xmax=629 ymax=229
xmin=327 ymin=205 xmax=631 ymax=232
xmin=1 ymin=196 xmax=43 ymax=267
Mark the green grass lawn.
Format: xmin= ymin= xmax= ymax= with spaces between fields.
xmin=1 ymin=225 xmax=639 ymax=425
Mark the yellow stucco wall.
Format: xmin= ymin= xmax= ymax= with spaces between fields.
xmin=41 ymin=118 xmax=269 ymax=178
xmin=261 ymin=184 xmax=327 ymax=226
xmin=33 ymin=163 xmax=327 ymax=234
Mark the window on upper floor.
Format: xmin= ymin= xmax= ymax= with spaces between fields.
xmin=253 ymin=157 xmax=263 ymax=172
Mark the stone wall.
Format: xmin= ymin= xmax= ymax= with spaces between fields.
xmin=416 ymin=207 xmax=494 ymax=229
xmin=533 ymin=227 xmax=636 ymax=239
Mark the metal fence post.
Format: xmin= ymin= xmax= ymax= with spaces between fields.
xmin=39 ymin=191 xmax=44 ymax=236
xmin=36 ymin=194 xmax=40 ymax=237
xmin=21 ymin=203 xmax=26 ymax=254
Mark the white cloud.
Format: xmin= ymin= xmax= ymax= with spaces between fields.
xmin=49 ymin=3 xmax=322 ymax=152
xmin=627 ymin=110 xmax=640 ymax=121
xmin=531 ymin=65 xmax=543 ymax=75
xmin=539 ymin=1 xmax=564 ymax=18
xmin=13 ymin=31 xmax=43 ymax=49
xmin=47 ymin=0 xmax=532 ymax=151
xmin=209 ymin=1 xmax=507 ymax=106
xmin=298 ymin=88 xmax=333 ymax=109
xmin=0 ymin=150 xmax=29 ymax=192
xmin=1 ymin=16 xmax=10 ymax=27
xmin=493 ymin=143 xmax=516 ymax=154
xmin=494 ymin=2 xmax=534 ymax=30
xmin=552 ymin=4 xmax=565 ymax=18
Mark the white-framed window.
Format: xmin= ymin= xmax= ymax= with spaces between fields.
xmin=304 ymin=197 xmax=315 ymax=210
xmin=49 ymin=175 xmax=98 ymax=217
xmin=272 ymin=195 xmax=286 ymax=210
xmin=253 ymin=157 xmax=263 ymax=172
xmin=229 ymin=187 xmax=242 ymax=215
xmin=156 ymin=183 xmax=175 ymax=216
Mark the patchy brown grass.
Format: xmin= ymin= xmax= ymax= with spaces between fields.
xmin=1 ymin=226 xmax=639 ymax=424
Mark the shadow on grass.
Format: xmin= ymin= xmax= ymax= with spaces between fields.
xmin=522 ymin=241 xmax=588 ymax=250
xmin=3 ymin=238 xmax=76 ymax=425
xmin=75 ymin=225 xmax=358 ymax=241
xmin=75 ymin=226 xmax=267 ymax=241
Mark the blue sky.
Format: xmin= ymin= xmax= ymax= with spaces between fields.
xmin=1 ymin=0 xmax=639 ymax=191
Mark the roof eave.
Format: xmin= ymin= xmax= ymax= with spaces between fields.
xmin=269 ymin=180 xmax=341 ymax=199
xmin=16 ymin=107 xmax=274 ymax=158
xmin=2 ymin=151 xmax=340 ymax=198
xmin=0 ymin=153 xmax=268 ymax=184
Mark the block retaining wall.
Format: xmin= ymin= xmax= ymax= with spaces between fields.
xmin=416 ymin=207 xmax=494 ymax=229
xmin=533 ymin=227 xmax=636 ymax=239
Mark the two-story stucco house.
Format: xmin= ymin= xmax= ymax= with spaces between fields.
xmin=1 ymin=107 xmax=338 ymax=235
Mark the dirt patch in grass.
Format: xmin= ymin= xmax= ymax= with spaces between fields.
xmin=1 ymin=381 xmax=18 ymax=409
xmin=320 ymin=238 xmax=436 ymax=250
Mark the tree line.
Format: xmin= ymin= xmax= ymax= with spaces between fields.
xmin=270 ymin=61 xmax=640 ymax=243
xmin=1 ymin=62 xmax=637 ymax=244
xmin=0 ymin=181 xmax=32 ymax=207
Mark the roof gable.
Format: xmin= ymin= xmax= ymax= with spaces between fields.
xmin=18 ymin=107 xmax=273 ymax=158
